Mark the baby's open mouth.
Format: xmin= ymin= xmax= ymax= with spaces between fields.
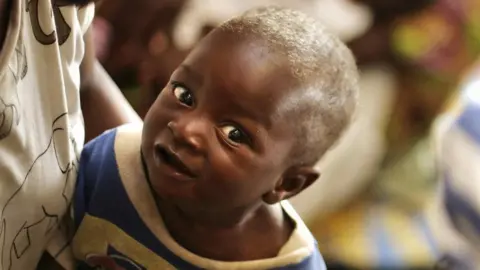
xmin=155 ymin=145 xmax=197 ymax=179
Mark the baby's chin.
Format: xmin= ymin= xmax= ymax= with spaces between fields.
xmin=147 ymin=171 xmax=197 ymax=205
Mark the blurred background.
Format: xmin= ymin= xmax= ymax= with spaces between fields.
xmin=91 ymin=0 xmax=480 ymax=268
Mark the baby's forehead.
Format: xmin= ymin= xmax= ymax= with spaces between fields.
xmin=185 ymin=32 xmax=295 ymax=90
xmin=193 ymin=30 xmax=274 ymax=61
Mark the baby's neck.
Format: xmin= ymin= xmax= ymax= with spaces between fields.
xmin=158 ymin=202 xmax=294 ymax=262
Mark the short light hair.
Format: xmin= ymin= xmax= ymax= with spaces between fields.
xmin=219 ymin=6 xmax=359 ymax=165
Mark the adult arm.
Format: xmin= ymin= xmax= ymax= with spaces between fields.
xmin=80 ymin=27 xmax=141 ymax=141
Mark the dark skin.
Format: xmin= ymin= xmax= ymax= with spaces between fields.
xmin=142 ymin=29 xmax=319 ymax=261
xmin=80 ymin=26 xmax=141 ymax=141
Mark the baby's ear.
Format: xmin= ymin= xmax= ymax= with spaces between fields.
xmin=262 ymin=166 xmax=320 ymax=204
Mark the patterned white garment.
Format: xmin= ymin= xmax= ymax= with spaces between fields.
xmin=0 ymin=0 xmax=93 ymax=269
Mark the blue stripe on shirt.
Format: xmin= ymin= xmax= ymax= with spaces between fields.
xmin=369 ymin=209 xmax=403 ymax=268
xmin=456 ymin=100 xmax=480 ymax=146
xmin=443 ymin=172 xmax=480 ymax=240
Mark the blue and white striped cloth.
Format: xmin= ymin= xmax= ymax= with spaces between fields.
xmin=434 ymin=66 xmax=480 ymax=267
xmin=313 ymin=64 xmax=480 ymax=269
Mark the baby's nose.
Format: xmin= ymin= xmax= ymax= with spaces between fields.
xmin=167 ymin=117 xmax=207 ymax=153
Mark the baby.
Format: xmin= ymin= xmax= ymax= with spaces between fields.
xmin=71 ymin=6 xmax=359 ymax=269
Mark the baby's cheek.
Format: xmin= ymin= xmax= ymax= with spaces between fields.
xmin=197 ymin=165 xmax=241 ymax=198
xmin=146 ymin=96 xmax=175 ymax=125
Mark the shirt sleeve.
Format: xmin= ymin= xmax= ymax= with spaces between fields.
xmin=74 ymin=128 xmax=118 ymax=228
xmin=77 ymin=3 xmax=95 ymax=35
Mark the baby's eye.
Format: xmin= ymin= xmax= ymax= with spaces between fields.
xmin=220 ymin=125 xmax=250 ymax=144
xmin=173 ymin=84 xmax=194 ymax=106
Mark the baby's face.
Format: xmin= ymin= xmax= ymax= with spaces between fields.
xmin=142 ymin=30 xmax=299 ymax=214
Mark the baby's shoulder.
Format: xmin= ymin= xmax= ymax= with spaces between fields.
xmin=79 ymin=123 xmax=143 ymax=178
xmin=74 ymin=123 xmax=144 ymax=232
xmin=82 ymin=123 xmax=142 ymax=158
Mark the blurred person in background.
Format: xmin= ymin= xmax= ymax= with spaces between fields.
xmin=308 ymin=0 xmax=480 ymax=269
xmin=428 ymin=60 xmax=480 ymax=270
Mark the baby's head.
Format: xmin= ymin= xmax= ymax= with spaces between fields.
xmin=142 ymin=6 xmax=359 ymax=219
